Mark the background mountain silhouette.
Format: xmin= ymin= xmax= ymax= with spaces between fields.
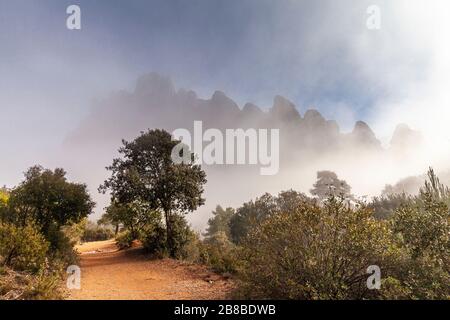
xmin=62 ymin=73 xmax=426 ymax=229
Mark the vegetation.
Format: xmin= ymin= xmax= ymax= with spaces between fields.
xmin=81 ymin=221 xmax=114 ymax=242
xmin=199 ymin=168 xmax=449 ymax=299
xmin=1 ymin=127 xmax=448 ymax=301
xmin=99 ymin=129 xmax=207 ymax=258
xmin=0 ymin=166 xmax=95 ymax=300
xmin=310 ymin=171 xmax=353 ymax=201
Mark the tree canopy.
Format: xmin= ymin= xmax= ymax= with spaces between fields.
xmin=100 ymin=129 xmax=207 ymax=256
xmin=310 ymin=170 xmax=353 ymax=201
xmin=5 ymin=166 xmax=95 ymax=234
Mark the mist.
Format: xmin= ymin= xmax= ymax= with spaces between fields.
xmin=56 ymin=73 xmax=431 ymax=230
xmin=1 ymin=1 xmax=450 ymax=231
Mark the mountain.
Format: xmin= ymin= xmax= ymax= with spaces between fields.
xmin=62 ymin=73 xmax=427 ymax=228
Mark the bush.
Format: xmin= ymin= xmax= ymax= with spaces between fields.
xmin=141 ymin=223 xmax=167 ymax=257
xmin=200 ymin=231 xmax=239 ymax=274
xmin=45 ymin=225 xmax=78 ymax=266
xmin=0 ymin=266 xmax=63 ymax=300
xmin=141 ymin=215 xmax=196 ymax=259
xmin=81 ymin=223 xmax=114 ymax=242
xmin=0 ymin=224 xmax=49 ymax=273
xmin=116 ymin=230 xmax=135 ymax=249
xmin=236 ymin=197 xmax=399 ymax=299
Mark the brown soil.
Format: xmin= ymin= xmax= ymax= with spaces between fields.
xmin=68 ymin=239 xmax=233 ymax=300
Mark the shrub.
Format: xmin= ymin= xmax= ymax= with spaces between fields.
xmin=81 ymin=222 xmax=114 ymax=242
xmin=141 ymin=215 xmax=196 ymax=259
xmin=236 ymin=197 xmax=399 ymax=299
xmin=168 ymin=215 xmax=196 ymax=259
xmin=116 ymin=230 xmax=135 ymax=249
xmin=45 ymin=224 xmax=78 ymax=266
xmin=0 ymin=266 xmax=63 ymax=300
xmin=0 ymin=223 xmax=49 ymax=273
xmin=200 ymin=231 xmax=239 ymax=274
xmin=141 ymin=223 xmax=167 ymax=257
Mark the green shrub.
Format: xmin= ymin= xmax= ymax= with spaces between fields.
xmin=141 ymin=223 xmax=167 ymax=257
xmin=116 ymin=230 xmax=135 ymax=249
xmin=168 ymin=215 xmax=197 ymax=259
xmin=0 ymin=223 xmax=49 ymax=273
xmin=45 ymin=225 xmax=78 ymax=266
xmin=200 ymin=231 xmax=239 ymax=274
xmin=81 ymin=223 xmax=114 ymax=242
xmin=141 ymin=215 xmax=196 ymax=259
xmin=236 ymin=198 xmax=399 ymax=299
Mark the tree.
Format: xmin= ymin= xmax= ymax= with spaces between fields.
xmin=6 ymin=166 xmax=95 ymax=239
xmin=0 ymin=187 xmax=9 ymax=222
xmin=310 ymin=170 xmax=353 ymax=201
xmin=100 ymin=129 xmax=207 ymax=257
xmin=101 ymin=201 xmax=159 ymax=238
xmin=204 ymin=205 xmax=234 ymax=240
xmin=228 ymin=191 xmax=314 ymax=244
xmin=229 ymin=193 xmax=277 ymax=244
xmin=98 ymin=202 xmax=123 ymax=235
xmin=276 ymin=189 xmax=314 ymax=213
xmin=369 ymin=193 xmax=410 ymax=220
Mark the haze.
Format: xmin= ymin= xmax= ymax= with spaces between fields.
xmin=1 ymin=0 xmax=449 ymax=230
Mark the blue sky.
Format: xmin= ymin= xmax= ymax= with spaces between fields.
xmin=0 ymin=0 xmax=448 ymax=188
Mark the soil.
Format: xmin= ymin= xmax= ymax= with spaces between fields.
xmin=68 ymin=239 xmax=233 ymax=300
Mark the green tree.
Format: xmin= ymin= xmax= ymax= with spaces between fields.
xmin=100 ymin=129 xmax=207 ymax=257
xmin=369 ymin=193 xmax=411 ymax=220
xmin=98 ymin=203 xmax=123 ymax=235
xmin=102 ymin=201 xmax=160 ymax=239
xmin=229 ymin=191 xmax=313 ymax=244
xmin=6 ymin=166 xmax=95 ymax=241
xmin=229 ymin=193 xmax=277 ymax=244
xmin=204 ymin=205 xmax=234 ymax=240
xmin=310 ymin=171 xmax=353 ymax=201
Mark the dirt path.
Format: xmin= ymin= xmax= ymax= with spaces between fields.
xmin=68 ymin=239 xmax=233 ymax=300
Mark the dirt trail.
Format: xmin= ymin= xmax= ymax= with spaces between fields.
xmin=68 ymin=239 xmax=233 ymax=300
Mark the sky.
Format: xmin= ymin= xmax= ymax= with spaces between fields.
xmin=1 ymin=0 xmax=450 ymax=223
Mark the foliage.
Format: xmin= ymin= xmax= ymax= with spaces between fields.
xmin=81 ymin=221 xmax=114 ymax=242
xmin=115 ymin=230 xmax=135 ymax=250
xmin=141 ymin=222 xmax=167 ymax=256
xmin=141 ymin=215 xmax=195 ymax=258
xmin=0 ymin=188 xmax=9 ymax=222
xmin=200 ymin=231 xmax=239 ymax=274
xmin=229 ymin=193 xmax=277 ymax=244
xmin=100 ymin=129 xmax=207 ymax=257
xmin=62 ymin=218 xmax=87 ymax=245
xmin=310 ymin=171 xmax=353 ymax=201
xmin=387 ymin=168 xmax=450 ymax=299
xmin=236 ymin=197 xmax=398 ymax=299
xmin=229 ymin=190 xmax=313 ymax=244
xmin=44 ymin=225 xmax=78 ymax=266
xmin=0 ymin=266 xmax=63 ymax=300
xmin=103 ymin=201 xmax=160 ymax=240
xmin=203 ymin=205 xmax=234 ymax=240
xmin=0 ymin=223 xmax=49 ymax=272
xmin=5 ymin=166 xmax=95 ymax=241
xmin=369 ymin=193 xmax=411 ymax=220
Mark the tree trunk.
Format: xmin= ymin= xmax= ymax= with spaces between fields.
xmin=164 ymin=210 xmax=173 ymax=257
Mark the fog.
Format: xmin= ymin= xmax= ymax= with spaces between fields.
xmin=57 ymin=73 xmax=430 ymax=230
xmin=1 ymin=1 xmax=450 ymax=231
